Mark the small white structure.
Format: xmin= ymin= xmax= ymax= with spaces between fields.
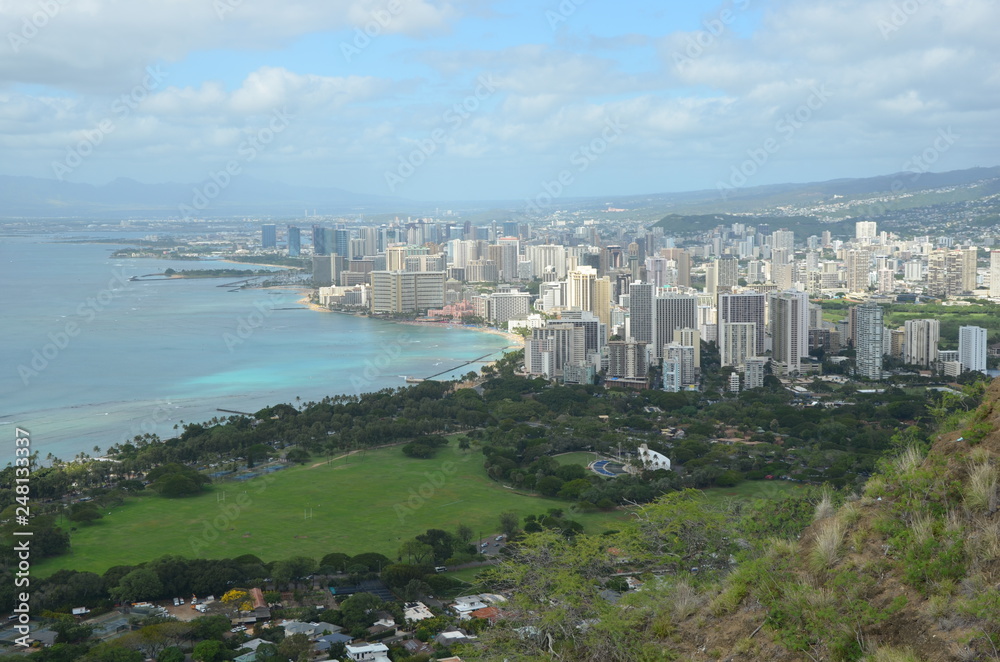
xmin=345 ymin=642 xmax=391 ymax=662
xmin=634 ymin=444 xmax=671 ymax=472
xmin=404 ymin=601 xmax=434 ymax=623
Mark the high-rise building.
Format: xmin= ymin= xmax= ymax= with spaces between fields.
xmin=312 ymin=254 xmax=344 ymax=287
xmin=719 ymin=321 xmax=757 ymax=368
xmin=742 ymin=357 xmax=768 ymax=389
xmin=991 ymin=251 xmax=1000 ymax=298
xmin=525 ymin=245 xmax=567 ymax=279
xmin=370 ymin=271 xmax=446 ymax=313
xmin=845 ymin=249 xmax=871 ymax=293
xmin=654 ymin=295 xmax=697 ymax=359
xmin=855 ymin=302 xmax=884 ymax=379
xmin=465 ymin=259 xmax=499 ymax=283
xmin=335 ymin=229 xmax=351 ymax=258
xmin=660 ymin=248 xmax=691 ymax=287
xmin=855 ymin=221 xmax=877 ymax=243
xmin=715 ymin=255 xmax=740 ymax=289
xmin=287 ymin=226 xmax=301 ymax=256
xmin=718 ymin=291 xmax=766 ymax=355
xmin=628 ymin=282 xmax=655 ymax=345
xmin=525 ymin=323 xmax=587 ymax=378
xmin=904 ymin=319 xmax=940 ymax=367
xmin=959 ymin=325 xmax=988 ymax=373
xmin=673 ymin=327 xmax=700 ymax=368
xmin=770 ymin=230 xmax=795 ymax=251
xmin=769 ymin=291 xmax=807 ymax=377
xmin=664 ymin=343 xmax=697 ymax=386
xmin=608 ymin=340 xmax=649 ymax=381
xmin=261 ymin=224 xmax=277 ymax=249
xmin=567 ymin=267 xmax=611 ymax=334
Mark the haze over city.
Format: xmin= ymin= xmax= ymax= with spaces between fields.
xmin=2 ymin=0 xmax=998 ymax=202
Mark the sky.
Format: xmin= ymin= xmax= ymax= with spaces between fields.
xmin=1 ymin=0 xmax=997 ymax=202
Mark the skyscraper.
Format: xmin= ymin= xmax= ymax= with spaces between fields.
xmin=287 ymin=226 xmax=301 ymax=256
xmin=904 ymin=319 xmax=940 ymax=367
xmin=628 ymin=282 xmax=655 ymax=345
xmin=991 ymin=251 xmax=1000 ymax=298
xmin=715 ymin=255 xmax=739 ymax=289
xmin=718 ymin=291 xmax=766 ymax=355
xmin=719 ymin=321 xmax=757 ymax=368
xmin=845 ymin=249 xmax=871 ymax=293
xmin=769 ymin=291 xmax=806 ymax=377
xmin=654 ymin=294 xmax=697 ymax=359
xmin=261 ymin=224 xmax=277 ymax=249
xmin=959 ymin=325 xmax=987 ymax=373
xmin=855 ymin=302 xmax=884 ymax=379
xmin=335 ymin=229 xmax=351 ymax=258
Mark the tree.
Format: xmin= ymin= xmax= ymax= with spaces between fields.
xmin=83 ymin=643 xmax=143 ymax=662
xmin=192 ymin=640 xmax=224 ymax=662
xmin=339 ymin=592 xmax=383 ymax=629
xmin=157 ymin=648 xmax=184 ymax=662
xmin=68 ymin=502 xmax=103 ymax=525
xmin=499 ymin=511 xmax=520 ymax=538
xmin=455 ymin=523 xmax=474 ymax=545
xmin=221 ymin=589 xmax=252 ymax=615
xmin=285 ymin=447 xmax=310 ymax=464
xmin=111 ymin=568 xmax=163 ymax=604
xmin=277 ymin=634 xmax=311 ymax=662
xmin=398 ymin=541 xmax=435 ymax=565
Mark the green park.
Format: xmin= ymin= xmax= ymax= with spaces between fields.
xmin=37 ymin=440 xmax=631 ymax=577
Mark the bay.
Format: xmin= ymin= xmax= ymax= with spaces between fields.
xmin=0 ymin=234 xmax=511 ymax=464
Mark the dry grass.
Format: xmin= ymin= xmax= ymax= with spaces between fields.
xmin=838 ymin=501 xmax=862 ymax=527
xmin=894 ymin=445 xmax=924 ymax=475
xmin=808 ymin=518 xmax=844 ymax=574
xmin=864 ymin=647 xmax=923 ymax=662
xmin=964 ymin=460 xmax=998 ymax=512
xmin=910 ymin=513 xmax=935 ymax=545
xmin=814 ymin=488 xmax=835 ymax=521
xmin=669 ymin=580 xmax=702 ymax=621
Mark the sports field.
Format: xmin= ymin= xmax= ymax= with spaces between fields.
xmin=36 ymin=441 xmax=629 ymax=577
xmin=699 ymin=479 xmax=808 ymax=505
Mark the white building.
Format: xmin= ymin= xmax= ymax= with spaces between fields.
xmin=959 ymin=325 xmax=988 ymax=373
xmin=345 ymin=642 xmax=391 ymax=662
xmin=634 ymin=443 xmax=671 ymax=472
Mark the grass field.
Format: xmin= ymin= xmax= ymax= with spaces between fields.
xmin=699 ymin=479 xmax=810 ymax=505
xmin=36 ymin=442 xmax=629 ymax=577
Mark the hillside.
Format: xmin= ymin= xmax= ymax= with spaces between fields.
xmin=474 ymin=378 xmax=1000 ymax=661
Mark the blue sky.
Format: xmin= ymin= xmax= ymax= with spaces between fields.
xmin=0 ymin=0 xmax=997 ymax=202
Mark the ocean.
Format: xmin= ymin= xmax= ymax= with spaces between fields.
xmin=0 ymin=234 xmax=511 ymax=465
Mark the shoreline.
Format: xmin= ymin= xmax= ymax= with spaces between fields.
xmin=286 ymin=287 xmax=525 ymax=347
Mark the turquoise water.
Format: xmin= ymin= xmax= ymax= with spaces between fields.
xmin=0 ymin=235 xmax=510 ymax=464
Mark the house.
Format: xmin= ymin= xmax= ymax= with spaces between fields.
xmin=469 ymin=606 xmax=500 ymax=624
xmin=435 ymin=629 xmax=477 ymax=646
xmin=238 ymin=638 xmax=272 ymax=652
xmin=451 ymin=595 xmax=487 ymax=619
xmin=403 ymin=601 xmax=434 ymax=623
xmin=234 ymin=652 xmax=256 ymax=662
xmin=279 ymin=620 xmax=319 ymax=637
xmin=313 ymin=632 xmax=353 ymax=654
xmin=344 ymin=642 xmax=391 ymax=662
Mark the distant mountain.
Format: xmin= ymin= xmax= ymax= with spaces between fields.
xmin=2 ymin=165 xmax=998 ymax=219
xmin=0 ymin=175 xmax=406 ymax=218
